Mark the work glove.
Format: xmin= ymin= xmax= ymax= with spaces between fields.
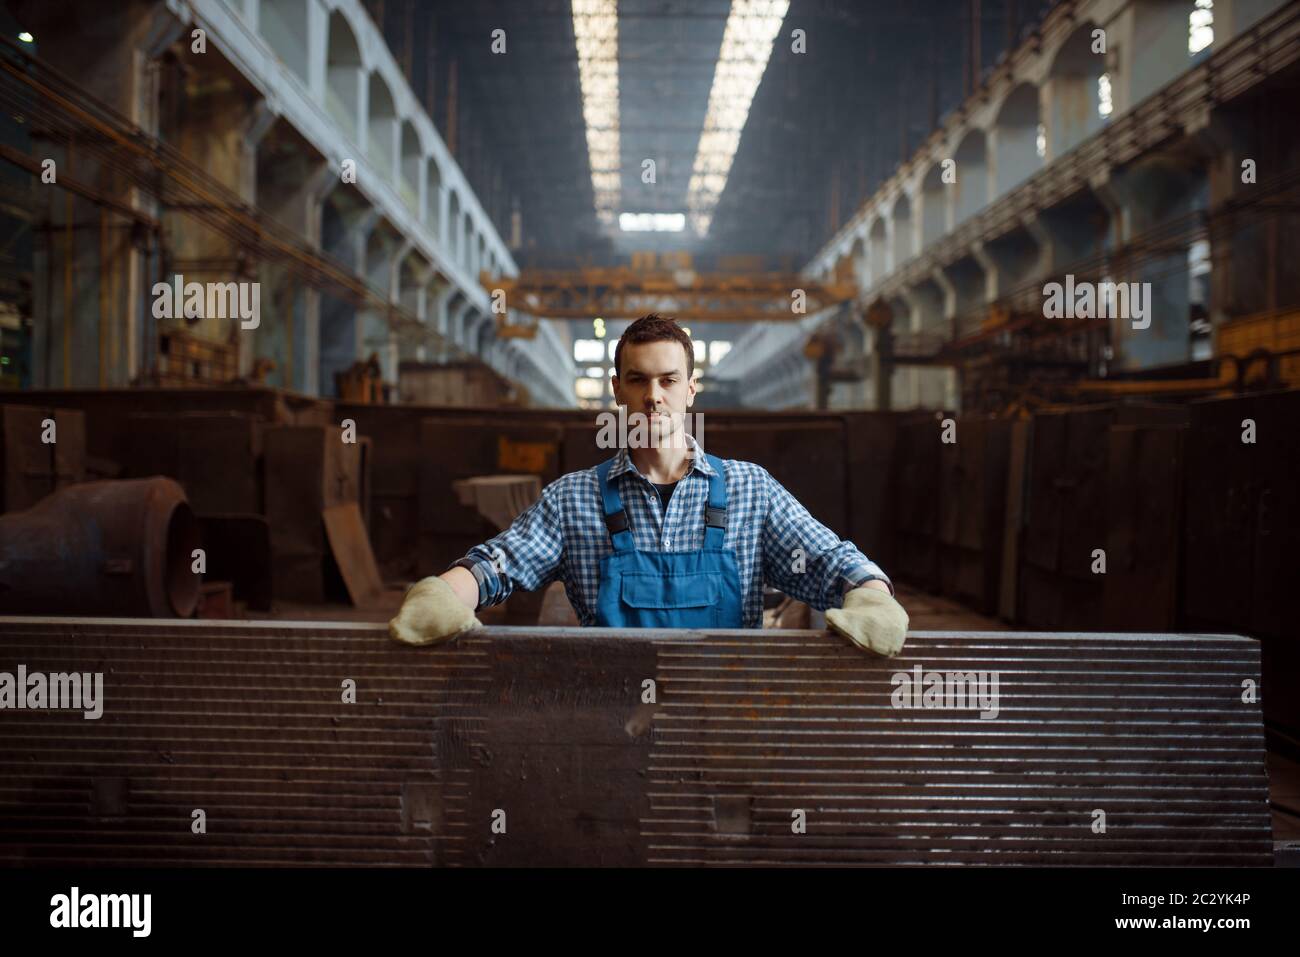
xmin=389 ymin=576 xmax=482 ymax=646
xmin=825 ymin=586 xmax=909 ymax=657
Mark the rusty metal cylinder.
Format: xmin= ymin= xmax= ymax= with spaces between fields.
xmin=0 ymin=476 xmax=200 ymax=617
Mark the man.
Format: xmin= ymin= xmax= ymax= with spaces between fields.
xmin=390 ymin=314 xmax=908 ymax=655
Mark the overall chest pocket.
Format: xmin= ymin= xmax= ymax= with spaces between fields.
xmin=620 ymin=572 xmax=719 ymax=627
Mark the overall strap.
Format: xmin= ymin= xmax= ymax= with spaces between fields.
xmin=595 ymin=457 xmax=635 ymax=552
xmin=703 ymin=453 xmax=728 ymax=548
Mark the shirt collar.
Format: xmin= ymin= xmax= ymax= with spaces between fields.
xmin=608 ymin=430 xmax=715 ymax=481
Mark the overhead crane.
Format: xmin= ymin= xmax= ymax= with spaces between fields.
xmin=480 ymin=257 xmax=859 ymax=338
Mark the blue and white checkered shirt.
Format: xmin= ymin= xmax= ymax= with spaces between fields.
xmin=454 ymin=433 xmax=892 ymax=628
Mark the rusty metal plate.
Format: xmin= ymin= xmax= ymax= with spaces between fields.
xmin=126 ymin=412 xmax=263 ymax=515
xmin=0 ymin=619 xmax=1271 ymax=867
xmin=322 ymin=504 xmax=385 ymax=609
xmin=1103 ymin=426 xmax=1184 ymax=631
xmin=704 ymin=420 xmax=849 ymax=534
xmin=893 ymin=421 xmax=940 ymax=590
xmin=842 ymin=412 xmax=907 ymax=570
xmin=1 ymin=405 xmax=85 ymax=512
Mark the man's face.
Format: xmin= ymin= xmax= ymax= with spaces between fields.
xmin=611 ymin=339 xmax=696 ymax=447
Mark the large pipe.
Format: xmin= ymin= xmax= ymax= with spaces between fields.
xmin=0 ymin=477 xmax=200 ymax=617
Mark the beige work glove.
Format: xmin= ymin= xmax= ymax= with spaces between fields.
xmin=389 ymin=576 xmax=482 ymax=646
xmin=825 ymin=586 xmax=909 ymax=657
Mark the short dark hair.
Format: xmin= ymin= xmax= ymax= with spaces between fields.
xmin=613 ymin=313 xmax=694 ymax=380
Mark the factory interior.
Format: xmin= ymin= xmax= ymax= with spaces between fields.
xmin=0 ymin=0 xmax=1299 ymax=875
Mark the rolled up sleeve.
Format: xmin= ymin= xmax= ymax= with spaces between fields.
xmin=450 ymin=479 xmax=566 ymax=608
xmin=759 ymin=468 xmax=893 ymax=611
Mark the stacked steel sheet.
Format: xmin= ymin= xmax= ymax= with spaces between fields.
xmin=0 ymin=619 xmax=1272 ymax=866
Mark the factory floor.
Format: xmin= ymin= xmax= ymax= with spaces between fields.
xmin=260 ymin=582 xmax=1299 ymax=855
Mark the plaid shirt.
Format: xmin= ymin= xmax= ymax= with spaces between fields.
xmin=454 ymin=433 xmax=892 ymax=628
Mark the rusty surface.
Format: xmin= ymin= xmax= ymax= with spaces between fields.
xmin=2 ymin=389 xmax=331 ymax=467
xmin=1 ymin=405 xmax=85 ymax=512
xmin=0 ymin=619 xmax=1271 ymax=867
xmin=0 ymin=478 xmax=199 ymax=618
xmin=321 ymin=504 xmax=385 ymax=609
xmin=264 ymin=425 xmax=368 ymax=604
xmin=938 ymin=418 xmax=1012 ymax=616
xmin=894 ymin=420 xmax=942 ymax=590
xmin=1184 ymin=391 xmax=1300 ymax=738
xmin=125 ymin=412 xmax=263 ymax=515
xmin=1019 ymin=404 xmax=1191 ymax=631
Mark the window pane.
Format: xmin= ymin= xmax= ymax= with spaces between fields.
xmin=575 ymin=377 xmax=604 ymax=399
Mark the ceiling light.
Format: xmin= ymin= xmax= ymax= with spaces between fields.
xmin=572 ymin=0 xmax=621 ymax=223
xmin=686 ymin=0 xmax=789 ymax=236
xmin=619 ymin=212 xmax=686 ymax=232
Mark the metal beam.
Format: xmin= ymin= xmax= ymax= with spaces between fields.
xmin=0 ymin=618 xmax=1271 ymax=867
xmin=488 ymin=267 xmax=857 ymax=323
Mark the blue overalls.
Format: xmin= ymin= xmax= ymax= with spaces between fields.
xmin=593 ymin=453 xmax=745 ymax=628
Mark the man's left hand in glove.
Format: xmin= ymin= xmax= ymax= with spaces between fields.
xmin=825 ymin=581 xmax=909 ymax=657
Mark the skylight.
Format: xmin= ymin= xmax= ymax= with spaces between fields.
xmin=1189 ymin=0 xmax=1213 ymax=55
xmin=686 ymin=0 xmax=789 ymax=237
xmin=619 ymin=212 xmax=686 ymax=232
xmin=572 ymin=0 xmax=621 ymax=225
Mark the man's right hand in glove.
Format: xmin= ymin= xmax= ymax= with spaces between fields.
xmin=389 ymin=570 xmax=481 ymax=646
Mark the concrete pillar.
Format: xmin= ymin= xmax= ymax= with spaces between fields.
xmin=868 ymin=221 xmax=889 ymax=284
xmin=889 ymin=197 xmax=913 ymax=270
xmin=928 ymin=269 xmax=957 ymax=332
xmin=1042 ymin=23 xmax=1105 ymax=161
xmin=141 ymin=35 xmax=268 ymax=378
xmin=430 ymin=282 xmax=453 ymax=338
xmin=367 ymin=74 xmax=400 ymax=184
xmin=256 ymin=147 xmax=334 ymax=393
xmin=850 ymin=240 xmax=869 ymax=292
xmin=319 ymin=202 xmax=377 ymax=396
xmin=240 ymin=103 xmax=279 ymax=205
xmin=941 ymin=256 xmax=987 ymax=336
xmin=1091 ymin=159 xmax=1207 ymax=370
xmin=357 ymin=229 xmax=402 ymax=383
xmin=953 ymin=131 xmax=989 ymax=225
xmin=306 ymin=0 xmax=328 ymax=103
xmin=437 ymin=185 xmax=451 ymax=250
xmin=13 ymin=0 xmax=164 ymax=395
xmin=920 ymin=167 xmax=949 ymax=249
xmin=415 ymin=156 xmax=428 ymax=226
xmin=901 ymin=276 xmax=955 ymax=410
xmin=1187 ymin=102 xmax=1279 ymax=323
xmin=450 ymin=298 xmax=470 ymax=348
xmin=992 ymin=83 xmax=1043 ymax=197
xmin=1116 ymin=1 xmax=1197 ymax=114
xmin=1023 ymin=199 xmax=1107 ymax=278
xmin=327 ymin=53 xmax=365 ymax=147
xmin=974 ymin=222 xmax=1048 ymax=315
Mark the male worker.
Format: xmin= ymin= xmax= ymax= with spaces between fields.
xmin=389 ymin=313 xmax=908 ymax=655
